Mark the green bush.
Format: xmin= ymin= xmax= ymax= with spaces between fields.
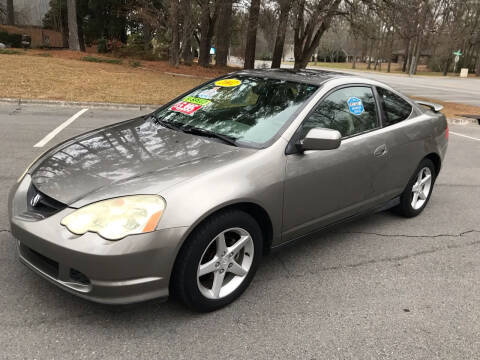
xmin=0 ymin=49 xmax=22 ymax=55
xmin=0 ymin=31 xmax=22 ymax=48
xmin=97 ymin=38 xmax=108 ymax=53
xmin=113 ymin=46 xmax=160 ymax=61
xmin=81 ymin=56 xmax=122 ymax=65
xmin=129 ymin=60 xmax=141 ymax=68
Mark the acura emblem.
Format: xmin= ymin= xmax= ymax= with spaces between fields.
xmin=30 ymin=193 xmax=42 ymax=207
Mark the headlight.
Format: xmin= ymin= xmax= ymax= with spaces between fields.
xmin=61 ymin=195 xmax=166 ymax=240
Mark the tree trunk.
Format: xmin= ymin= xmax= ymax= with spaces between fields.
xmin=387 ymin=29 xmax=394 ymax=73
xmin=294 ymin=54 xmax=310 ymax=70
xmin=181 ymin=0 xmax=194 ymax=65
xmin=402 ymin=38 xmax=410 ymax=72
xmin=443 ymin=56 xmax=451 ymax=76
xmin=59 ymin=6 xmax=69 ymax=48
xmin=6 ymin=0 xmax=14 ymax=25
xmin=67 ymin=0 xmax=80 ymax=51
xmin=78 ymin=16 xmax=86 ymax=52
xmin=215 ymin=0 xmax=233 ymax=67
xmin=169 ymin=0 xmax=180 ymax=67
xmin=367 ymin=40 xmax=374 ymax=70
xmin=352 ymin=53 xmax=356 ymax=69
xmin=198 ymin=1 xmax=215 ymax=67
xmin=271 ymin=0 xmax=291 ymax=68
xmin=244 ymin=0 xmax=261 ymax=69
xmin=293 ymin=0 xmax=341 ymax=70
xmin=409 ymin=35 xmax=421 ymax=75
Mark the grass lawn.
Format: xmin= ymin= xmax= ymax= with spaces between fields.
xmin=412 ymin=97 xmax=480 ymax=119
xmin=0 ymin=50 xmax=232 ymax=105
xmin=1 ymin=50 xmax=478 ymax=119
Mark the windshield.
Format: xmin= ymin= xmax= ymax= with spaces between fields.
xmin=154 ymin=76 xmax=318 ymax=147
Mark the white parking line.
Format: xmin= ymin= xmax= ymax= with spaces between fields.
xmin=450 ymin=131 xmax=480 ymax=142
xmin=33 ymin=108 xmax=89 ymax=148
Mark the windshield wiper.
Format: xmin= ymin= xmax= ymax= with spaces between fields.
xmin=152 ymin=115 xmax=238 ymax=146
xmin=154 ymin=117 xmax=184 ymax=132
xmin=181 ymin=126 xmax=239 ymax=147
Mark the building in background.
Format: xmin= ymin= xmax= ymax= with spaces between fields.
xmin=0 ymin=0 xmax=63 ymax=48
xmin=0 ymin=0 xmax=50 ymax=26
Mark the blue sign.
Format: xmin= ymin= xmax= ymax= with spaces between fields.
xmin=347 ymin=97 xmax=364 ymax=115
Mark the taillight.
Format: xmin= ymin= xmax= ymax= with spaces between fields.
xmin=446 ymin=124 xmax=449 ymax=140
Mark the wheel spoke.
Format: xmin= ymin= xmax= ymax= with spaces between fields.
xmin=419 ymin=190 xmax=427 ymax=200
xmin=228 ymin=260 xmax=248 ymax=276
xmin=420 ymin=174 xmax=431 ymax=185
xmin=417 ymin=169 xmax=424 ymax=183
xmin=216 ymin=233 xmax=227 ymax=257
xmin=228 ymin=235 xmax=250 ymax=256
xmin=412 ymin=192 xmax=419 ymax=207
xmin=211 ymin=270 xmax=226 ymax=298
xmin=198 ymin=257 xmax=219 ymax=277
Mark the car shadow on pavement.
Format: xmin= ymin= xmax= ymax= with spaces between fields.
xmin=4 ymin=209 xmax=407 ymax=325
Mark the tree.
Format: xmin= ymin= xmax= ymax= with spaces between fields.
xmin=215 ymin=0 xmax=233 ymax=66
xmin=181 ymin=0 xmax=194 ymax=65
xmin=271 ymin=0 xmax=292 ymax=68
xmin=6 ymin=0 xmax=14 ymax=25
xmin=244 ymin=0 xmax=261 ymax=69
xmin=169 ymin=0 xmax=181 ymax=66
xmin=43 ymin=0 xmax=69 ymax=48
xmin=67 ymin=0 xmax=81 ymax=51
xmin=198 ymin=0 xmax=218 ymax=67
xmin=293 ymin=0 xmax=342 ymax=69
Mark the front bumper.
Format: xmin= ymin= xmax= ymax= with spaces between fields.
xmin=9 ymin=176 xmax=188 ymax=305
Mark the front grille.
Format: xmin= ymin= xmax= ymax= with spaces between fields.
xmin=19 ymin=243 xmax=91 ymax=287
xmin=27 ymin=184 xmax=67 ymax=217
xmin=19 ymin=243 xmax=59 ymax=278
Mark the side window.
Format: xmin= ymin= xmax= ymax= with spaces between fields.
xmin=300 ymin=86 xmax=379 ymax=138
xmin=377 ymin=87 xmax=412 ymax=126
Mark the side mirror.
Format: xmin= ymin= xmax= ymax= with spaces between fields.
xmin=297 ymin=128 xmax=341 ymax=151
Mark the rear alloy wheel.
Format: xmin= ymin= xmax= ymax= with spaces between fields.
xmin=394 ymin=158 xmax=436 ymax=217
xmin=171 ymin=210 xmax=262 ymax=312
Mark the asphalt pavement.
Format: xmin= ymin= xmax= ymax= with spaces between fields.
xmin=317 ymin=68 xmax=480 ymax=107
xmin=246 ymin=58 xmax=480 ymax=107
xmin=1 ymin=103 xmax=480 ymax=359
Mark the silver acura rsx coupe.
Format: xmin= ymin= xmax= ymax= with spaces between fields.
xmin=9 ymin=69 xmax=448 ymax=312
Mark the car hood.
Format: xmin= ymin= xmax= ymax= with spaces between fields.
xmin=30 ymin=116 xmax=249 ymax=206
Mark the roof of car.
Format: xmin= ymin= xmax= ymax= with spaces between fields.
xmin=234 ymin=68 xmax=354 ymax=85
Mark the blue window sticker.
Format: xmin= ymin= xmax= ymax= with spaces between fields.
xmin=197 ymin=87 xmax=220 ymax=99
xmin=347 ymin=97 xmax=364 ymax=115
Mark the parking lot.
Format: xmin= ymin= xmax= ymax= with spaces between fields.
xmin=1 ymin=103 xmax=480 ymax=359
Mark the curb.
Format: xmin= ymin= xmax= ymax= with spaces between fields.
xmin=0 ymin=98 xmax=162 ymax=110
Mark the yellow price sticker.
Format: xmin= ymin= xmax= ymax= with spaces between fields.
xmin=215 ymin=78 xmax=241 ymax=87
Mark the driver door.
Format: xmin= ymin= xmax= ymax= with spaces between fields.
xmin=282 ymin=85 xmax=387 ymax=241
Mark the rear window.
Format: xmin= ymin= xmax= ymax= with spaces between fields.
xmin=154 ymin=76 xmax=318 ymax=146
xmin=377 ymin=87 xmax=412 ymax=126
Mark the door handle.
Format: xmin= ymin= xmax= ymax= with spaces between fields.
xmin=374 ymin=144 xmax=388 ymax=157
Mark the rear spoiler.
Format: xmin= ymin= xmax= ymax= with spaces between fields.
xmin=415 ymin=100 xmax=444 ymax=112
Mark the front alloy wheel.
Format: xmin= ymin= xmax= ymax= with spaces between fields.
xmin=197 ymin=228 xmax=254 ymax=299
xmin=171 ymin=210 xmax=263 ymax=312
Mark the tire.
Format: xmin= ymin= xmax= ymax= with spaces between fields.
xmin=394 ymin=158 xmax=436 ymax=218
xmin=171 ymin=209 xmax=263 ymax=312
